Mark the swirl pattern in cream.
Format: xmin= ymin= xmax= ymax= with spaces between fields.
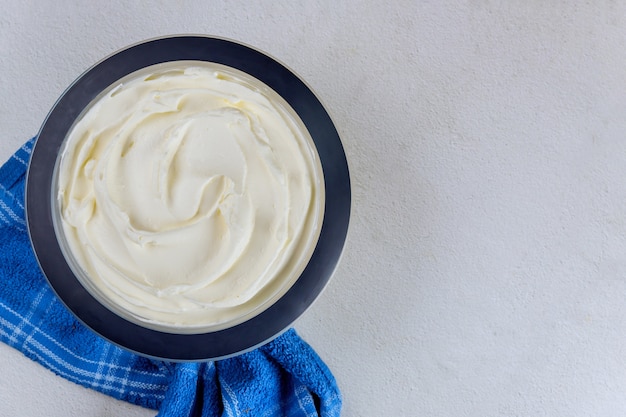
xmin=56 ymin=63 xmax=324 ymax=331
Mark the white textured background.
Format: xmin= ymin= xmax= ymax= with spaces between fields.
xmin=2 ymin=1 xmax=626 ymax=416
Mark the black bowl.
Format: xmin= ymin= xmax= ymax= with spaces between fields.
xmin=26 ymin=36 xmax=350 ymax=361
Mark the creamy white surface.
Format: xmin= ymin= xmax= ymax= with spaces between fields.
xmin=56 ymin=63 xmax=323 ymax=329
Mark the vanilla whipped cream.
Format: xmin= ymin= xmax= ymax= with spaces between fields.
xmin=56 ymin=62 xmax=324 ymax=331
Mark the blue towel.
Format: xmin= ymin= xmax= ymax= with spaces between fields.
xmin=0 ymin=138 xmax=342 ymax=417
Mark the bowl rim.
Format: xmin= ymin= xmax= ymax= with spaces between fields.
xmin=26 ymin=35 xmax=351 ymax=361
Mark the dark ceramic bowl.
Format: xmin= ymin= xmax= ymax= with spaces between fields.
xmin=26 ymin=36 xmax=350 ymax=361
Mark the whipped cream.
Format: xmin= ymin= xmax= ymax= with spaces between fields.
xmin=56 ymin=62 xmax=324 ymax=331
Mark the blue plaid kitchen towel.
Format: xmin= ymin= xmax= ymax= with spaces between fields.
xmin=0 ymin=138 xmax=342 ymax=417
